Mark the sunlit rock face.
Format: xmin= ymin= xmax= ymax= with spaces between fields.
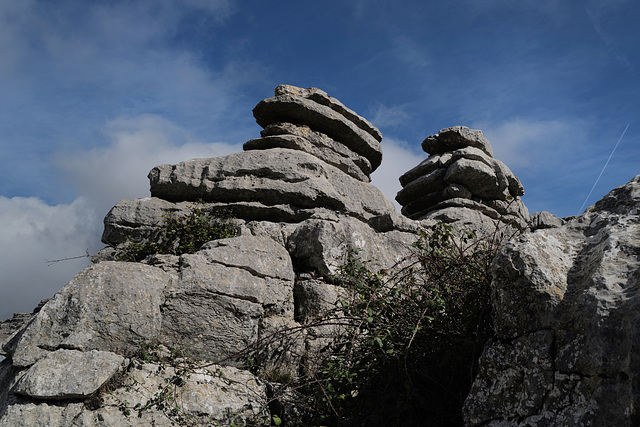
xmin=464 ymin=174 xmax=640 ymax=426
xmin=0 ymin=85 xmax=417 ymax=426
xmin=396 ymin=126 xmax=529 ymax=234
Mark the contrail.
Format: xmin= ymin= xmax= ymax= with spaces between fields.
xmin=578 ymin=123 xmax=630 ymax=215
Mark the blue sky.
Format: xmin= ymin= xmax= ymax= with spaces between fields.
xmin=0 ymin=0 xmax=638 ymax=320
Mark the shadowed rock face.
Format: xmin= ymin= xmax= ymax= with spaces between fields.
xmin=396 ymin=126 xmax=529 ymax=233
xmin=464 ymin=174 xmax=640 ymax=426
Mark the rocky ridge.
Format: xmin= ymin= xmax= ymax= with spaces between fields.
xmin=0 ymin=84 xmax=637 ymax=426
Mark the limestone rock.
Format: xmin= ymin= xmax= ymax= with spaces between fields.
xmin=244 ymin=122 xmax=372 ymax=181
xmin=422 ymin=126 xmax=493 ymax=157
xmin=530 ymin=211 xmax=565 ymax=230
xmin=96 ymin=362 xmax=268 ymax=425
xmin=274 ymin=84 xmax=382 ymax=142
xmin=101 ymin=197 xmax=193 ymax=246
xmin=148 ymin=149 xmax=395 ymax=223
xmin=0 ymin=402 xmax=85 ymax=427
xmin=464 ymin=174 xmax=640 ymax=426
xmin=287 ymin=216 xmax=416 ymax=276
xmin=14 ymin=349 xmax=125 ymax=400
xmin=253 ymin=88 xmax=382 ymax=171
xmin=396 ymin=127 xmax=529 ymax=233
xmin=8 ymin=262 xmax=173 ymax=368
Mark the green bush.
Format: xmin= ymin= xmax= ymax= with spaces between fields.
xmin=306 ymin=223 xmax=511 ymax=426
xmin=115 ymin=203 xmax=237 ymax=262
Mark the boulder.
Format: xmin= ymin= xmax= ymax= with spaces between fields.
xmin=422 ymin=126 xmax=494 ymax=157
xmin=14 ymin=349 xmax=125 ymax=400
xmin=464 ymin=174 xmax=640 ymax=426
xmin=396 ymin=126 xmax=529 ymax=232
xmin=244 ymin=122 xmax=372 ymax=181
xmin=8 ymin=262 xmax=173 ymax=368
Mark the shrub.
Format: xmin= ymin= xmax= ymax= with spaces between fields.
xmin=306 ymin=222 xmax=511 ymax=426
xmin=115 ymin=203 xmax=237 ymax=262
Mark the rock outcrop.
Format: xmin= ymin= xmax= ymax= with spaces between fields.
xmin=464 ymin=174 xmax=640 ymax=426
xmin=0 ymin=85 xmax=418 ymax=426
xmin=4 ymin=83 xmax=637 ymax=425
xmin=396 ymin=126 xmax=529 ymax=233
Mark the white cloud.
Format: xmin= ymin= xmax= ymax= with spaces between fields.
xmin=370 ymin=103 xmax=411 ymax=129
xmin=55 ymin=114 xmax=242 ymax=219
xmin=371 ymin=137 xmax=424 ymax=211
xmin=471 ymin=118 xmax=586 ymax=170
xmin=0 ymin=196 xmax=97 ymax=320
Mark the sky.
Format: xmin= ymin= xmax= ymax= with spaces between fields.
xmin=0 ymin=0 xmax=638 ymax=320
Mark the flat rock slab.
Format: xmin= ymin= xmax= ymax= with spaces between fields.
xmin=253 ymin=93 xmax=383 ymax=171
xmin=149 ymin=148 xmax=395 ymax=222
xmin=14 ymin=349 xmax=125 ymax=400
xmin=274 ymin=84 xmax=382 ymax=142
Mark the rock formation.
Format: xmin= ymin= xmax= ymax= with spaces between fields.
xmin=396 ymin=126 xmax=529 ymax=233
xmin=464 ymin=174 xmax=640 ymax=426
xmin=0 ymin=85 xmax=418 ymax=426
xmin=1 ymin=83 xmax=637 ymax=425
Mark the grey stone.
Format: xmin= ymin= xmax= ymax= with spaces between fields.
xmin=92 ymin=362 xmax=268 ymax=425
xmin=422 ymin=126 xmax=494 ymax=157
xmin=253 ymin=94 xmax=382 ymax=171
xmin=10 ymin=262 xmax=172 ymax=367
xmin=274 ymin=85 xmax=382 ymax=142
xmin=0 ymin=402 xmax=84 ymax=427
xmin=464 ymin=174 xmax=640 ymax=426
xmin=395 ymin=167 xmax=447 ymax=206
xmin=160 ymin=290 xmax=262 ymax=363
xmin=530 ymin=211 xmax=565 ymax=230
xmin=244 ymin=134 xmax=370 ymax=182
xmin=14 ymin=349 xmax=125 ymax=400
xmin=294 ymin=279 xmax=347 ymax=325
xmin=397 ymin=130 xmax=528 ymax=233
xmin=101 ymin=197 xmax=193 ymax=246
xmin=246 ymin=121 xmax=373 ymax=181
xmin=287 ymin=216 xmax=416 ymax=276
xmin=177 ymin=236 xmax=294 ymax=317
xmin=444 ymin=157 xmax=506 ymax=199
xmin=148 ymin=148 xmax=396 ymax=222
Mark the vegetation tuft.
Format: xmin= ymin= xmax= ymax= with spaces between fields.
xmin=115 ymin=202 xmax=237 ymax=262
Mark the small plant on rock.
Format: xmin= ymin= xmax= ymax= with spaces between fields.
xmin=115 ymin=202 xmax=237 ymax=262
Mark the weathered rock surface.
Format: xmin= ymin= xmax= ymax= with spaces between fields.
xmin=148 ymin=149 xmax=395 ymax=222
xmin=14 ymin=349 xmax=125 ymax=400
xmin=464 ymin=174 xmax=640 ymax=426
xmin=244 ymin=122 xmax=372 ymax=181
xmin=7 ymin=262 xmax=172 ymax=368
xmin=397 ymin=127 xmax=529 ymax=233
xmin=253 ymin=85 xmax=382 ymax=172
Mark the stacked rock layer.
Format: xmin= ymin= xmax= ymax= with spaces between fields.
xmin=396 ymin=126 xmax=530 ymax=231
xmin=0 ymin=85 xmax=417 ymax=425
xmin=103 ymin=85 xmax=400 ymax=246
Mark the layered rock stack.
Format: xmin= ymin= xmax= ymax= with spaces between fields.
xmin=0 ymin=86 xmax=417 ymax=425
xmin=396 ymin=126 xmax=530 ymax=232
